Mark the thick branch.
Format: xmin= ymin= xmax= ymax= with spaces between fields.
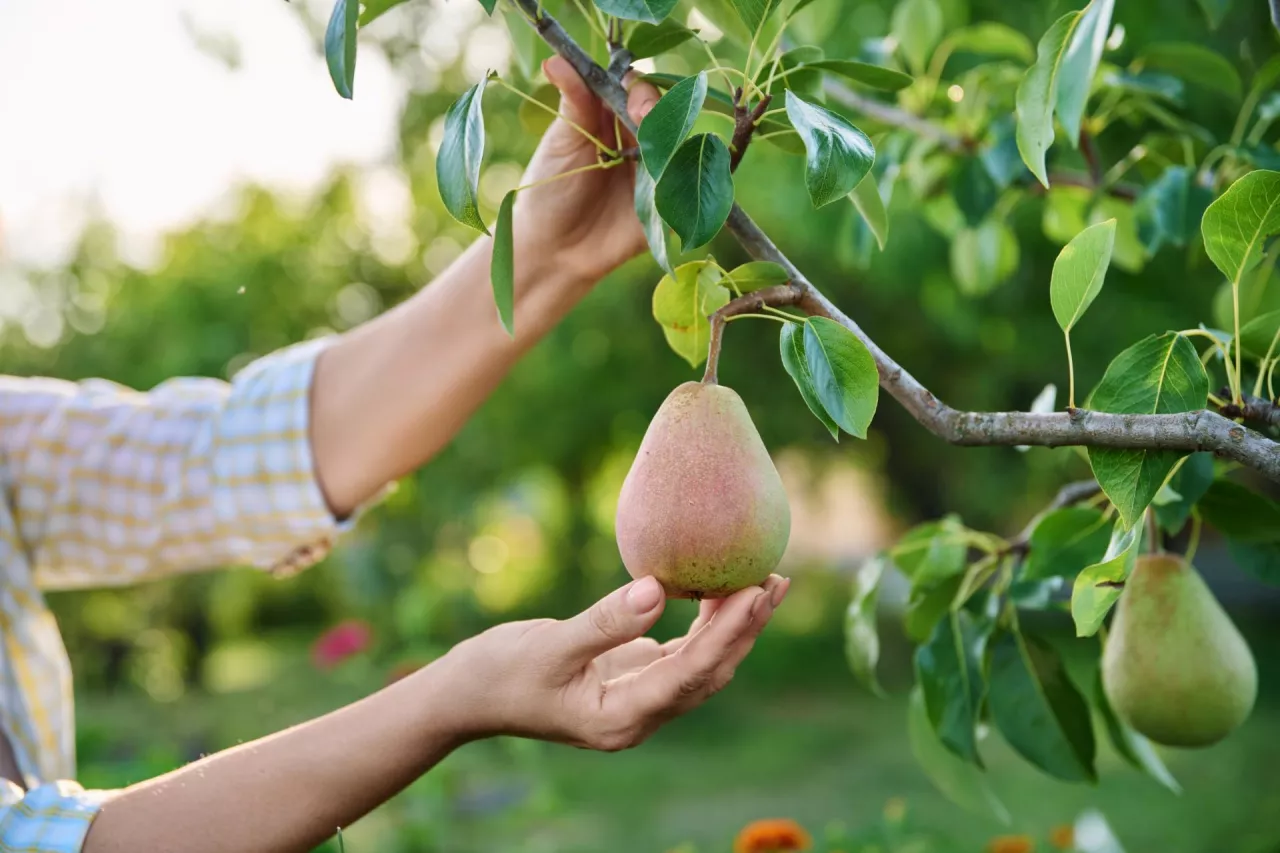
xmin=730 ymin=92 xmax=772 ymax=172
xmin=1220 ymin=393 xmax=1280 ymax=430
xmin=822 ymin=78 xmax=971 ymax=153
xmin=511 ymin=0 xmax=1280 ymax=483
xmin=702 ymin=284 xmax=804 ymax=384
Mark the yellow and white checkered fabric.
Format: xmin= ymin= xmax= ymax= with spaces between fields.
xmin=0 ymin=338 xmax=350 ymax=850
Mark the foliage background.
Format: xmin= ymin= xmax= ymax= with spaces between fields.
xmin=3 ymin=0 xmax=1280 ymax=850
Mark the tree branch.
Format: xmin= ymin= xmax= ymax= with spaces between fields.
xmin=511 ymin=0 xmax=1280 ymax=483
xmin=822 ymin=78 xmax=972 ymax=153
xmin=730 ymin=91 xmax=772 ymax=172
xmin=1220 ymin=393 xmax=1280 ymax=430
xmin=702 ymin=285 xmax=804 ymax=384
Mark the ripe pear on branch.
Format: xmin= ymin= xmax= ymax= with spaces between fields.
xmin=1103 ymin=553 xmax=1257 ymax=748
xmin=615 ymin=380 xmax=791 ymax=599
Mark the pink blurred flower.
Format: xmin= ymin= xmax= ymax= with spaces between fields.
xmin=312 ymin=620 xmax=373 ymax=669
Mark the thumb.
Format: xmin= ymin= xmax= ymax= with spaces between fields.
xmin=554 ymin=576 xmax=666 ymax=666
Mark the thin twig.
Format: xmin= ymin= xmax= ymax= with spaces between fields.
xmin=730 ymin=92 xmax=772 ymax=172
xmin=510 ymin=0 xmax=1280 ymax=483
xmin=702 ymin=285 xmax=803 ymax=385
xmin=822 ymin=78 xmax=972 ymax=153
xmin=1009 ymin=481 xmax=1103 ymax=555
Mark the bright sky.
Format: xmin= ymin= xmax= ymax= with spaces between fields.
xmin=0 ymin=0 xmax=412 ymax=268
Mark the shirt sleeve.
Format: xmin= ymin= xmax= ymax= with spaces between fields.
xmin=0 ymin=780 xmax=108 ymax=853
xmin=0 ymin=338 xmax=362 ymax=590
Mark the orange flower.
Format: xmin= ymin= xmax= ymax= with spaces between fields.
xmin=987 ymin=835 xmax=1036 ymax=853
xmin=1049 ymin=825 xmax=1075 ymax=850
xmin=733 ymin=819 xmax=812 ymax=853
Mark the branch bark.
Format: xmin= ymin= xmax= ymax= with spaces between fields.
xmin=702 ymin=284 xmax=804 ymax=385
xmin=512 ymin=0 xmax=1280 ymax=483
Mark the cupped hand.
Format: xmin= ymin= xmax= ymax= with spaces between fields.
xmin=439 ymin=574 xmax=790 ymax=751
xmin=513 ymin=56 xmax=661 ymax=287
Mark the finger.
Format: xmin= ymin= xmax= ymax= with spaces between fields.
xmin=550 ymin=576 xmax=666 ymax=670
xmin=628 ymin=583 xmax=767 ymax=713
xmin=714 ymin=577 xmax=791 ymax=679
xmin=543 ymin=56 xmax=601 ymax=135
xmin=625 ymin=74 xmax=661 ymax=131
xmin=659 ymin=597 xmax=726 ymax=656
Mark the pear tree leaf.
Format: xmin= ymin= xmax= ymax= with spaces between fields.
xmin=891 ymin=0 xmax=943 ymax=75
xmin=780 ymin=323 xmax=839 ymax=440
xmin=725 ymin=0 xmax=783 ymax=35
xmin=951 ymin=219 xmax=1019 ymax=297
xmin=1195 ymin=0 xmax=1231 ymax=28
xmin=477 ymin=0 xmax=498 ymax=12
xmin=1198 ymin=479 xmax=1280 ymax=543
xmin=907 ymin=687 xmax=1010 ymax=822
xmin=1086 ymin=333 xmax=1209 ymax=528
xmin=437 ymin=78 xmax=491 ymax=234
xmin=1016 ymin=11 xmax=1083 ymax=188
xmin=639 ymin=73 xmax=709 ymax=180
xmin=953 ymin=157 xmax=999 ymax=227
xmin=626 ymin=18 xmax=699 ymax=58
xmin=1141 ymin=42 xmax=1242 ymax=101
xmin=634 ymin=166 xmax=673 ymax=276
xmin=1071 ymin=519 xmax=1140 ymax=637
xmin=1202 ymin=170 xmax=1280 ymax=293
xmin=1050 ymin=219 xmax=1117 ymax=333
xmin=786 ymin=91 xmax=876 ymax=209
xmin=803 ymin=317 xmax=880 ymax=438
xmin=325 ymin=0 xmax=359 ymax=100
xmin=850 ymin=172 xmax=889 ymax=250
xmin=358 ymin=0 xmax=413 ymax=26
xmin=1022 ymin=507 xmax=1111 ymax=581
xmin=725 ymin=261 xmax=790 ymax=293
xmin=491 ymin=191 xmax=516 ymax=336
xmin=942 ymin=22 xmax=1035 ymax=65
xmin=1056 ymin=0 xmax=1114 ymax=144
xmin=1154 ymin=452 xmax=1214 ymax=534
xmin=804 ymin=59 xmax=913 ymax=92
xmin=891 ymin=516 xmax=969 ymax=587
xmin=1239 ymin=309 xmax=1280 ymax=359
xmin=988 ymin=628 xmax=1097 ymax=782
xmin=651 ymin=261 xmax=731 ymax=368
xmin=1135 ymin=166 xmax=1213 ymax=256
xmin=654 ymin=134 xmax=735 ymax=250
xmin=916 ymin=611 xmax=988 ymax=765
xmin=593 ymin=0 xmax=680 ymax=24
xmin=761 ymin=47 xmax=826 ymax=101
xmin=845 ymin=554 xmax=887 ymax=696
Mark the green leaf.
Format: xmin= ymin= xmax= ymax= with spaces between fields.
xmin=593 ymin=0 xmax=680 ymax=24
xmin=725 ymin=261 xmax=790 ymax=293
xmin=1154 ymin=452 xmax=1214 ymax=534
xmin=780 ymin=322 xmax=839 ymax=440
xmin=951 ymin=219 xmax=1019 ymax=297
xmin=953 ymin=157 xmax=998 ymax=227
xmin=491 ymin=191 xmax=516 ymax=336
xmin=644 ymin=73 xmax=799 ymax=141
xmin=1199 ymin=479 xmax=1280 ymax=542
xmin=891 ymin=0 xmax=943 ymax=75
xmin=1224 ymin=540 xmax=1280 ymax=584
xmin=1070 ymin=519 xmax=1139 ymax=637
xmin=803 ymin=317 xmax=880 ymax=438
xmin=1086 ymin=333 xmax=1209 ymax=528
xmin=907 ymin=687 xmax=1009 ymax=821
xmin=477 ymin=0 xmax=499 ymax=12
xmin=785 ymin=91 xmax=876 ymax=209
xmin=437 ymin=79 xmax=491 ymax=234
xmin=980 ymin=115 xmax=1026 ymax=189
xmin=804 ymin=60 xmax=913 ymax=92
xmin=1135 ymin=166 xmax=1213 ymax=256
xmin=725 ymin=0 xmax=782 ymax=35
xmin=1050 ymin=219 xmax=1116 ymax=333
xmin=942 ymin=22 xmax=1035 ymax=65
xmin=988 ymin=629 xmax=1097 ymax=782
xmin=891 ymin=516 xmax=968 ymax=586
xmin=651 ymin=261 xmax=730 ymax=367
xmin=762 ymin=47 xmax=826 ymax=101
xmin=850 ymin=173 xmax=889 ymax=250
xmin=1015 ymin=11 xmax=1083 ymax=188
xmin=1141 ymin=42 xmax=1242 ymax=101
xmin=1239 ymin=309 xmax=1280 ymax=359
xmin=325 ymin=0 xmax=359 ymax=100
xmin=626 ymin=18 xmax=699 ymax=59
xmin=1202 ymin=171 xmax=1280 ymax=293
xmin=1195 ymin=0 xmax=1232 ymax=28
xmin=358 ymin=0 xmax=413 ymax=27
xmin=654 ymin=134 xmax=734 ymax=250
xmin=845 ymin=554 xmax=887 ymax=696
xmin=1104 ymin=70 xmax=1185 ymax=105
xmin=905 ymin=575 xmax=963 ymax=644
xmin=639 ymin=73 xmax=708 ymax=180
xmin=916 ymin=611 xmax=987 ymax=765
xmin=1022 ymin=508 xmax=1111 ymax=581
xmin=1055 ymin=0 xmax=1114 ymax=144
xmin=635 ymin=155 xmax=673 ymax=277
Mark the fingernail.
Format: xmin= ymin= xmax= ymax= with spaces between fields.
xmin=771 ymin=578 xmax=791 ymax=608
xmin=627 ymin=576 xmax=663 ymax=614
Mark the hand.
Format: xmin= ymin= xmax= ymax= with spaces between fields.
xmin=436 ymin=574 xmax=791 ymax=751
xmin=513 ymin=56 xmax=661 ymax=288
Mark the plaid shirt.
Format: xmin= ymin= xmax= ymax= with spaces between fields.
xmin=0 ymin=339 xmax=351 ymax=851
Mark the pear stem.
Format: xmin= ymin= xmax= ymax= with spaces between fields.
xmin=1145 ymin=509 xmax=1163 ymax=555
xmin=702 ymin=284 xmax=805 ymax=386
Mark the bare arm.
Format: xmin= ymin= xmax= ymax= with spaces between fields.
xmin=81 ymin=576 xmax=788 ymax=853
xmin=311 ymin=60 xmax=659 ymax=517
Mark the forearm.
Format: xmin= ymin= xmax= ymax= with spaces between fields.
xmin=83 ymin=660 xmax=469 ymax=853
xmin=310 ymin=233 xmax=590 ymax=516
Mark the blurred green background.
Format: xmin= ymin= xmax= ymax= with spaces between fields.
xmin=3 ymin=0 xmax=1280 ymax=850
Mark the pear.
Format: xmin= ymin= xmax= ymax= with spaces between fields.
xmin=1102 ymin=553 xmax=1257 ymax=747
xmin=615 ymin=381 xmax=791 ymax=599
